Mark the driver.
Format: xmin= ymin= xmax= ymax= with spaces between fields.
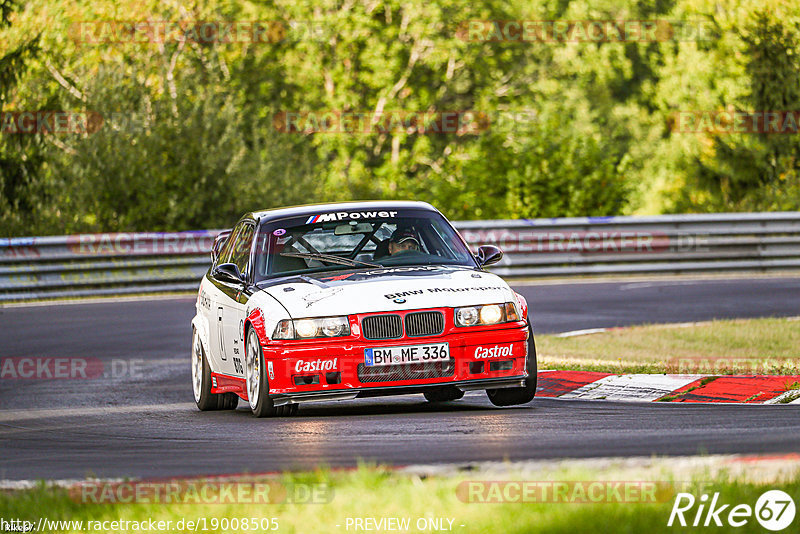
xmin=388 ymin=227 xmax=421 ymax=256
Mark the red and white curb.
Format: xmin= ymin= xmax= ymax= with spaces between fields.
xmin=537 ymin=370 xmax=800 ymax=403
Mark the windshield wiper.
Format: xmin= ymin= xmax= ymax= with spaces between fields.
xmin=280 ymin=251 xmax=380 ymax=268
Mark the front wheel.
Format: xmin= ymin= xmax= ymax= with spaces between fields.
xmin=486 ymin=321 xmax=537 ymax=407
xmin=245 ymin=328 xmax=276 ymax=417
xmin=246 ymin=328 xmax=299 ymax=417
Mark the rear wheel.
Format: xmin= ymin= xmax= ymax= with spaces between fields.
xmin=423 ymin=386 xmax=465 ymax=403
xmin=274 ymin=404 xmax=299 ymax=416
xmin=486 ymin=322 xmax=537 ymax=407
xmin=192 ymin=329 xmax=238 ymax=410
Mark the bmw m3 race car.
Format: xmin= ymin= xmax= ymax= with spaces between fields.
xmin=191 ymin=201 xmax=536 ymax=416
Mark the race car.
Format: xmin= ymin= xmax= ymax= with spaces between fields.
xmin=191 ymin=201 xmax=536 ymax=416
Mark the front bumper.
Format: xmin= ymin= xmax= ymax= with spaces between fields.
xmin=261 ymin=319 xmax=530 ymax=399
xmin=270 ymin=376 xmax=526 ymax=406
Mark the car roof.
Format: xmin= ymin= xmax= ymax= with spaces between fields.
xmin=248 ymin=200 xmax=439 ymax=223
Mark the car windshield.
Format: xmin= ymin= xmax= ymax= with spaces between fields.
xmin=252 ymin=208 xmax=477 ymax=280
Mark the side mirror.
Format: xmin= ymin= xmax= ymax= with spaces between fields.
xmin=476 ymin=245 xmax=503 ymax=267
xmin=213 ymin=262 xmax=244 ymax=284
xmin=211 ymin=230 xmax=232 ymax=262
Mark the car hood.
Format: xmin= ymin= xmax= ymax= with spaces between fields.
xmin=256 ymin=265 xmax=516 ymax=318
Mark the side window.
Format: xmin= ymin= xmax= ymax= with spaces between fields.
xmin=217 ymin=225 xmax=241 ymax=265
xmin=232 ymin=223 xmax=255 ymax=276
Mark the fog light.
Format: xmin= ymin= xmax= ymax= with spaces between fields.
xmin=489 ymin=360 xmax=514 ymax=372
xmin=293 ymin=374 xmax=320 ymax=385
xmin=325 ymin=371 xmax=341 ymax=384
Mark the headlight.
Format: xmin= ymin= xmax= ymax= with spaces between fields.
xmin=479 ymin=304 xmax=503 ymax=324
xmin=321 ymin=317 xmax=348 ymax=337
xmin=456 ymin=306 xmax=479 ymax=326
xmin=455 ymin=302 xmax=521 ymax=327
xmin=272 ymin=316 xmax=350 ymax=340
xmin=294 ymin=319 xmax=318 ymax=338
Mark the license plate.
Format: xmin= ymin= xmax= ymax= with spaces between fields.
xmin=365 ymin=343 xmax=450 ymax=367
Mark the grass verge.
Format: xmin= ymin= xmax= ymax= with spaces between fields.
xmin=537 ymin=317 xmax=800 ymax=375
xmin=1 ymin=462 xmax=799 ymax=534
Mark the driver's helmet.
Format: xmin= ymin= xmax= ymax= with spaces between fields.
xmin=389 ymin=227 xmax=421 ymax=248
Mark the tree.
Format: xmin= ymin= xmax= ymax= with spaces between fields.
xmin=0 ymin=0 xmax=42 ymax=236
xmin=673 ymin=9 xmax=800 ymax=211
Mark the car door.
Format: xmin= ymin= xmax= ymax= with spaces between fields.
xmin=207 ymin=223 xmax=244 ymax=376
xmin=220 ymin=221 xmax=256 ymax=379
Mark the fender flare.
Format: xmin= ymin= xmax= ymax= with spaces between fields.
xmin=191 ymin=314 xmax=213 ymax=370
xmin=246 ymin=307 xmax=269 ymax=347
xmin=513 ymin=291 xmax=529 ymax=322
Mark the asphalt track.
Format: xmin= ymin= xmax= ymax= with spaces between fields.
xmin=1 ymin=276 xmax=799 ymax=480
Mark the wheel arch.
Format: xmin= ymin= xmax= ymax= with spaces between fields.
xmin=246 ymin=307 xmax=270 ymax=347
xmin=191 ymin=314 xmax=213 ymax=371
xmin=514 ymin=291 xmax=529 ymax=322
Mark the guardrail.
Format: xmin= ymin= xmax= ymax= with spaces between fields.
xmin=459 ymin=211 xmax=800 ymax=277
xmin=0 ymin=231 xmax=217 ymax=302
xmin=1 ymin=212 xmax=799 ymax=302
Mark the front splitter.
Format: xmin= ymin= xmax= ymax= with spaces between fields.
xmin=270 ymin=376 xmax=527 ymax=406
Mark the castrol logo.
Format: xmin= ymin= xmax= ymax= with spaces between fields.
xmin=294 ymin=358 xmax=338 ymax=373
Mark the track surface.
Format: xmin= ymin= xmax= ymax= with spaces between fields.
xmin=1 ymin=276 xmax=799 ymax=480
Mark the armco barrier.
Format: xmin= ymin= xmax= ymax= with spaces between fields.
xmin=0 ymin=231 xmax=218 ymax=302
xmin=1 ymin=212 xmax=799 ymax=302
xmin=459 ymin=211 xmax=800 ymax=277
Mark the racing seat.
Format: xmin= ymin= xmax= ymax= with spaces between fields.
xmin=372 ymin=239 xmax=390 ymax=260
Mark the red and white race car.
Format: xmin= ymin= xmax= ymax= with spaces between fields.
xmin=191 ymin=201 xmax=536 ymax=416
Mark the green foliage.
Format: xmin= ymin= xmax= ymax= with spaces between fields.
xmin=0 ymin=0 xmax=41 ymax=237
xmin=1 ymin=0 xmax=800 ymax=236
xmin=675 ymin=9 xmax=800 ymax=211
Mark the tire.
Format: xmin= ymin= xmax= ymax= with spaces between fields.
xmin=245 ymin=327 xmax=277 ymax=417
xmin=192 ymin=328 xmax=238 ymax=411
xmin=423 ymin=386 xmax=465 ymax=403
xmin=273 ymin=404 xmax=299 ymax=416
xmin=218 ymin=392 xmax=239 ymax=409
xmin=486 ymin=321 xmax=537 ymax=407
xmin=245 ymin=328 xmax=299 ymax=417
xmin=246 ymin=327 xmax=302 ymax=417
